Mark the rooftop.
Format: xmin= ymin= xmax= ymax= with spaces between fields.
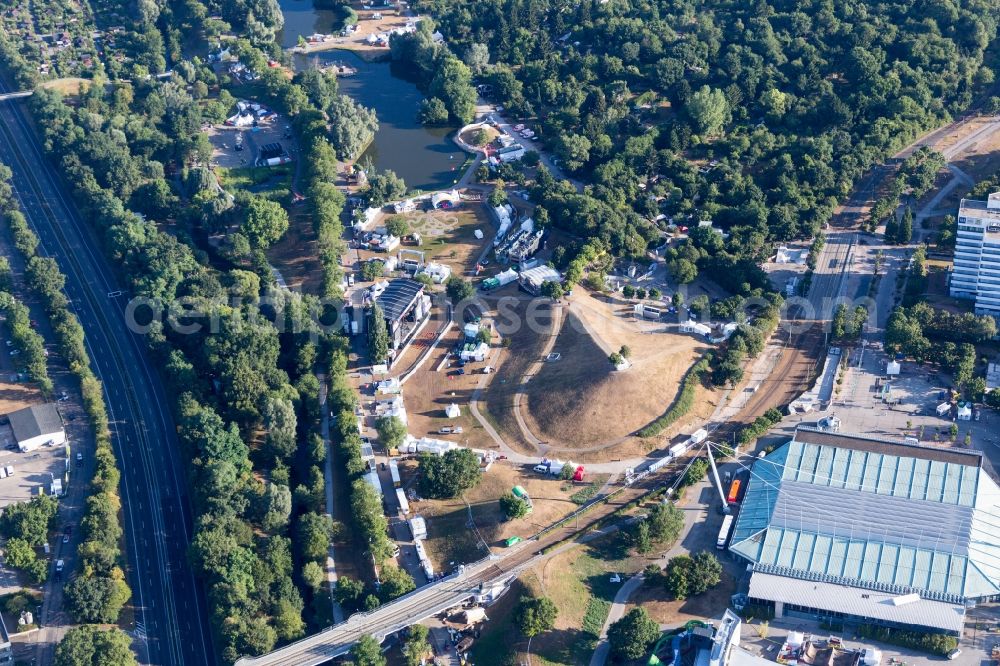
xmin=730 ymin=428 xmax=1000 ymax=601
xmin=748 ymin=570 xmax=966 ymax=633
xmin=9 ymin=403 xmax=63 ymax=443
xmin=959 ymin=196 xmax=1000 ymax=224
xmin=519 ymin=265 xmax=562 ymax=285
xmin=375 ymin=279 xmax=425 ymax=322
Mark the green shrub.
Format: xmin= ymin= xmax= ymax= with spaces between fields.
xmin=856 ymin=625 xmax=957 ymax=656
xmin=638 ymin=355 xmax=712 ymax=438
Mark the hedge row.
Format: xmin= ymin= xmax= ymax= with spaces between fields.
xmin=638 ymin=354 xmax=713 ymax=438
xmin=857 ymin=625 xmax=957 ymax=656
xmin=0 ymin=290 xmax=52 ymax=393
xmin=0 ymin=168 xmax=129 ymax=623
xmin=737 ymin=407 xmax=783 ymax=446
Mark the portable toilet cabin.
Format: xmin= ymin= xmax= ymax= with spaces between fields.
xmin=408 ymin=515 xmax=427 ymax=540
xmin=511 ymin=485 xmax=533 ymax=512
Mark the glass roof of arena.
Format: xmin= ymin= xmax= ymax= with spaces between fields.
xmin=729 ymin=429 xmax=1000 ymax=600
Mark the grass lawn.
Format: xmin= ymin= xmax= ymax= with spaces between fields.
xmin=409 ymin=460 xmax=596 ymax=571
xmin=473 ymin=534 xmax=647 ymax=666
xmin=392 ymin=204 xmax=490 ymax=276
xmin=217 ymin=164 xmax=293 ymax=201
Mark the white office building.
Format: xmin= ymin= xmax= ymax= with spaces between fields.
xmin=952 ymin=193 xmax=1000 ymax=315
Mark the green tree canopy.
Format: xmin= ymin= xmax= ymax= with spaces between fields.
xmin=351 ymin=635 xmax=387 ymax=666
xmin=418 ymin=448 xmax=482 ymax=498
xmin=368 ymin=302 xmax=390 ymax=364
xmin=241 ymin=196 xmax=289 ymax=249
xmin=608 ymin=607 xmax=659 ymax=660
xmin=445 ymin=276 xmax=475 ymax=304
xmin=367 ymin=170 xmax=407 ymax=207
xmin=379 ymin=565 xmax=416 ymax=601
xmin=375 ymin=415 xmax=408 ymax=450
xmin=513 ymin=595 xmax=558 ymax=638
xmin=55 ymin=626 xmax=138 ymax=666
xmin=385 ymin=215 xmax=410 ymax=237
xmin=403 ymin=625 xmax=432 ymax=666
xmin=686 ymin=86 xmax=730 ymax=136
xmin=0 ymin=494 xmax=58 ymax=545
xmin=363 ymin=260 xmax=386 ymax=282
xmin=647 ymin=502 xmax=684 ymax=545
xmin=64 ymin=576 xmax=132 ymax=623
xmin=500 ymin=491 xmax=530 ymax=520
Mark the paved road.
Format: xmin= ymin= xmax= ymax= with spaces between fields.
xmin=0 ymin=90 xmax=212 ymax=663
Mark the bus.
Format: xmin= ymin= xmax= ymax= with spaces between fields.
xmin=727 ymin=479 xmax=742 ymax=505
xmin=504 ymin=536 xmax=522 ymax=548
xmin=717 ymin=514 xmax=734 ymax=549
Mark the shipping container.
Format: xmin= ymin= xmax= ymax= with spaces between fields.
xmin=389 ymin=459 xmax=402 ymax=488
xmin=396 ymin=488 xmax=410 ymax=515
xmin=717 ymin=514 xmax=734 ymax=549
xmin=668 ymin=442 xmax=688 ymax=458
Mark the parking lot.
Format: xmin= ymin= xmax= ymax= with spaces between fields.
xmin=770 ymin=345 xmax=1000 ymax=476
xmin=0 ymin=419 xmax=72 ymax=506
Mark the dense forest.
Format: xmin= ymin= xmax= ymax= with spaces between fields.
xmin=5 ymin=0 xmax=415 ymax=656
xmin=416 ymin=0 xmax=1000 ymax=268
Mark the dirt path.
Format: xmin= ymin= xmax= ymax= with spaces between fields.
xmin=511 ymin=302 xmax=564 ymax=453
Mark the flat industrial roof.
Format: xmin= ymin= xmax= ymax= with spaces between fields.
xmin=730 ymin=428 xmax=1000 ymax=600
xmin=794 ymin=427 xmax=983 ymax=467
xmin=748 ymin=571 xmax=966 ymax=633
xmin=375 ymin=279 xmax=424 ymax=322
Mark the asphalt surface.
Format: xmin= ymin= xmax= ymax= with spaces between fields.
xmin=0 ymin=88 xmax=212 ymax=664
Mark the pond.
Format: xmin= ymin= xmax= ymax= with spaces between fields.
xmin=277 ymin=0 xmax=340 ymax=49
xmin=329 ymin=52 xmax=464 ymax=193
xmin=282 ymin=20 xmax=465 ymax=192
xmin=294 ymin=50 xmax=465 ymax=192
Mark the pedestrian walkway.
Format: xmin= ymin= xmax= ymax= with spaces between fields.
xmin=318 ymin=374 xmax=346 ymax=624
xmin=588 ymin=479 xmax=713 ymax=666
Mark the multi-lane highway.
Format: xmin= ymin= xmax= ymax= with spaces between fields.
xmin=0 ymin=87 xmax=212 ymax=663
